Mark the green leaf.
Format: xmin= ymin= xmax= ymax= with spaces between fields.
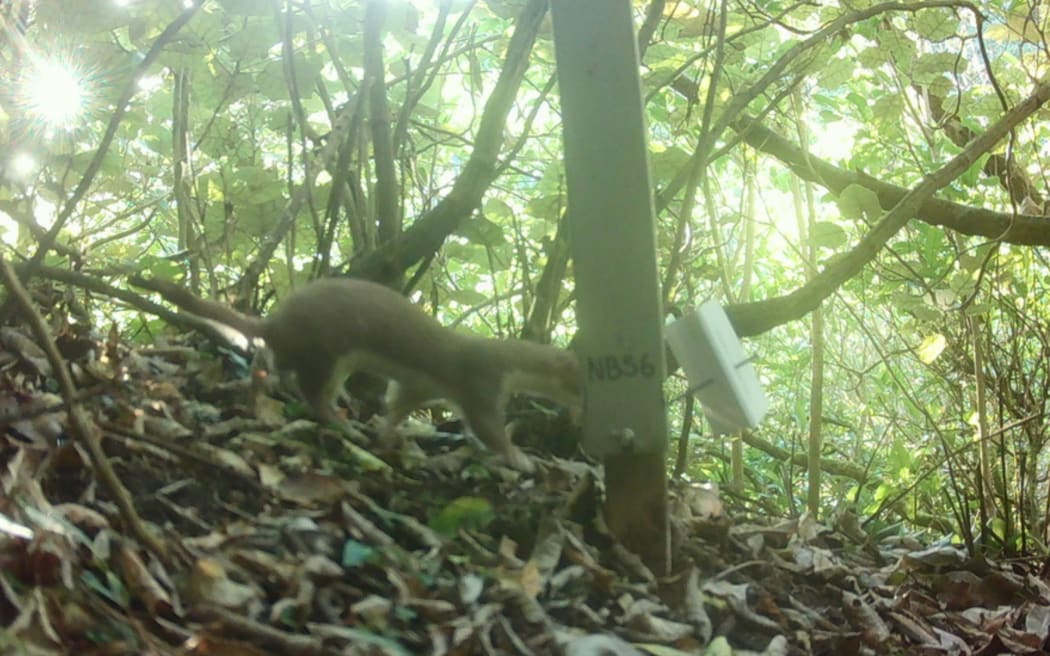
xmin=342 ymin=540 xmax=376 ymax=568
xmin=428 ymin=496 xmax=494 ymax=537
xmin=817 ymin=56 xmax=854 ymax=89
xmin=36 ymin=1 xmax=134 ymax=33
xmin=836 ymin=184 xmax=883 ymax=221
xmin=225 ymin=17 xmax=279 ymax=59
xmin=82 ymin=570 xmax=130 ymax=608
xmin=810 ymin=221 xmax=847 ymax=250
xmin=958 ymin=253 xmax=982 ymax=272
xmin=963 ymin=302 xmax=992 ymax=317
xmin=916 ymin=334 xmax=946 ymax=364
xmin=912 ymin=304 xmax=941 ymax=322
xmin=871 ymin=95 xmax=904 ymax=128
xmin=909 ymin=9 xmax=960 ymax=42
xmin=483 ymin=197 xmax=514 ymax=221
xmin=880 ymin=30 xmax=917 ymax=69
xmin=857 ymin=47 xmax=889 ymax=69
xmin=526 ymin=195 xmax=563 ymax=222
xmin=918 ymin=224 xmax=948 ymax=270
xmin=217 ymin=0 xmax=271 ymax=16
xmin=912 ymin=53 xmax=964 ymax=84
xmin=650 ymin=146 xmax=691 ymax=183
xmin=139 ymin=123 xmax=173 ymax=155
xmin=449 ymin=288 xmax=489 ymax=306
xmin=456 ymin=216 xmax=504 ymax=247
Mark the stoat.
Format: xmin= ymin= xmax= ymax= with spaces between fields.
xmin=134 ymin=277 xmax=581 ymax=471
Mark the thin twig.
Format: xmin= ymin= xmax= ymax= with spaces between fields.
xmin=0 ymin=256 xmax=169 ymax=561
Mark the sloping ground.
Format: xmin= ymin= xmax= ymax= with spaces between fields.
xmin=2 ymin=318 xmax=1049 ymax=656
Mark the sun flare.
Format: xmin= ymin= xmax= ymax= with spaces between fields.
xmin=20 ymin=58 xmax=87 ymax=130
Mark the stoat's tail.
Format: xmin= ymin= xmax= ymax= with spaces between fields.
xmin=131 ymin=277 xmax=266 ymax=338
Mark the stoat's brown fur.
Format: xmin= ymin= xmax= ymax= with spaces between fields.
xmin=137 ymin=277 xmax=581 ymax=470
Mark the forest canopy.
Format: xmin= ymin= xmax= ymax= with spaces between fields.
xmin=3 ymin=0 xmax=1050 ymax=546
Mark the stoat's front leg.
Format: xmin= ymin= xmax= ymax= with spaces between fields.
xmin=379 ymin=379 xmax=440 ymax=450
xmin=384 ymin=379 xmax=443 ymax=429
xmin=458 ymin=381 xmax=534 ymax=473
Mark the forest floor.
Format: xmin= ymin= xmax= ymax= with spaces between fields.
xmin=2 ymin=317 xmax=1049 ymax=656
